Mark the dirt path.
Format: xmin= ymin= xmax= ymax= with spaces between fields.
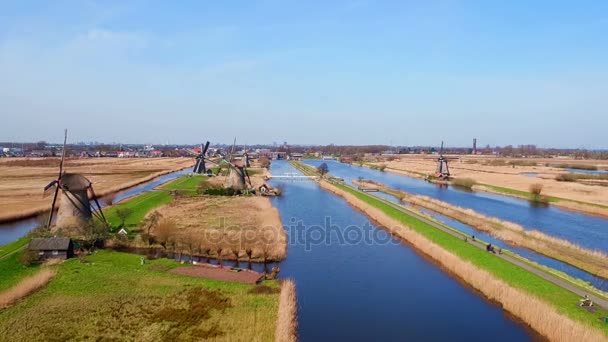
xmin=345 ymin=183 xmax=608 ymax=310
xmin=170 ymin=264 xmax=263 ymax=284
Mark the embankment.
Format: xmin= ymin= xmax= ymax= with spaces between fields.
xmin=354 ymin=179 xmax=608 ymax=279
xmin=276 ymin=279 xmax=298 ymax=342
xmin=317 ymin=179 xmax=608 ymax=341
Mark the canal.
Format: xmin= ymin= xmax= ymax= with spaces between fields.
xmin=304 ymin=160 xmax=608 ymax=252
xmin=269 ymin=161 xmax=539 ymax=341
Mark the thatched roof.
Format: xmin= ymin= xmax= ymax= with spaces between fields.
xmin=28 ymin=237 xmax=71 ymax=251
xmin=60 ymin=173 xmax=91 ymax=191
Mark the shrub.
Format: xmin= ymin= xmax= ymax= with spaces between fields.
xmin=452 ymin=178 xmax=476 ymax=189
xmin=19 ymin=250 xmax=39 ymax=267
xmin=529 ymin=183 xmax=543 ymax=196
xmin=508 ymin=160 xmax=537 ymax=167
xmin=555 ymin=173 xmax=577 ymax=182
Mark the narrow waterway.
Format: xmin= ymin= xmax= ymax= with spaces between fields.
xmin=304 ymin=160 xmax=608 ymax=252
xmin=371 ymin=189 xmax=608 ymax=291
xmin=0 ymin=168 xmax=191 ymax=245
xmin=269 ymin=161 xmax=539 ymax=341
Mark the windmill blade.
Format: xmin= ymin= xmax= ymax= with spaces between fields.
xmin=58 ymin=129 xmax=68 ymax=177
xmin=229 ymin=137 xmax=237 ymax=161
xmin=43 ymin=180 xmax=58 ymax=198
xmin=47 ymin=185 xmax=60 ymax=228
xmin=202 ymin=141 xmax=210 ymax=155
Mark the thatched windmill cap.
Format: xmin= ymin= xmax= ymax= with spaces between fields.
xmin=60 ymin=173 xmax=92 ymax=191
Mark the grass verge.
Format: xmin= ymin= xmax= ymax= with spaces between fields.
xmin=0 ymin=250 xmax=280 ymax=341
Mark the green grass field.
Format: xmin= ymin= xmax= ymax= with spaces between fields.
xmin=160 ymin=174 xmax=207 ymax=195
xmin=0 ymin=236 xmax=29 ymax=260
xmin=334 ymin=182 xmax=608 ymax=334
xmin=103 ymin=191 xmax=173 ymax=231
xmin=0 ymin=250 xmax=279 ymax=341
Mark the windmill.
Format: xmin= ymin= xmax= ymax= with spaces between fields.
xmin=222 ymin=137 xmax=252 ymax=191
xmin=435 ymin=141 xmax=451 ymax=179
xmin=44 ymin=130 xmax=108 ymax=232
xmin=193 ymin=141 xmax=210 ymax=174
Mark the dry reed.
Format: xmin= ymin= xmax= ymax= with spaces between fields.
xmin=0 ymin=269 xmax=56 ymax=308
xmin=320 ymin=181 xmax=607 ymax=342
xmin=275 ymin=279 xmax=298 ymax=342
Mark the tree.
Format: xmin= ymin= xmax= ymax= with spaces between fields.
xmin=115 ymin=208 xmax=133 ymax=228
xmin=103 ymin=193 xmax=118 ymax=207
xmin=317 ymin=162 xmax=329 ymax=177
xmin=259 ymin=156 xmax=271 ymax=168
xmin=141 ymin=211 xmax=163 ymax=236
xmin=82 ymin=220 xmax=109 ymax=251
xmin=154 ymin=219 xmax=175 ymax=250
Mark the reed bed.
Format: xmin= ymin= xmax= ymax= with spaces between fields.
xmin=0 ymin=269 xmax=55 ymax=308
xmin=320 ymin=181 xmax=607 ymax=342
xmin=353 ymin=179 xmax=608 ymax=278
xmin=275 ymin=279 xmax=298 ymax=342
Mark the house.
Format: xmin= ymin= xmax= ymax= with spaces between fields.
xmin=28 ymin=237 xmax=74 ymax=260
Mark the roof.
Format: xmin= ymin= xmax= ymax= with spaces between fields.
xmin=28 ymin=237 xmax=71 ymax=251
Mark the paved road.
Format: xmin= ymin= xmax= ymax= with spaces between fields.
xmin=343 ymin=182 xmax=608 ymax=310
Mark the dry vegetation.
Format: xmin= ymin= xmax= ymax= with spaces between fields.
xmin=0 ymin=157 xmax=194 ymax=222
xmin=353 ymin=179 xmax=608 ymax=278
xmin=275 ymin=279 xmax=298 ymax=342
xmin=151 ymin=196 xmax=286 ymax=262
xmin=368 ymin=155 xmax=608 ymax=214
xmin=0 ymin=269 xmax=55 ymax=308
xmin=320 ymin=180 xmax=607 ymax=342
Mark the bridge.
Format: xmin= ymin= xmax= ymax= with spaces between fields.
xmin=268 ymin=173 xmax=319 ymax=181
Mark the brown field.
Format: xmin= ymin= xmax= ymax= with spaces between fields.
xmin=0 ymin=157 xmax=194 ymax=222
xmin=368 ymin=155 xmax=608 ymax=211
xmin=152 ymin=196 xmax=286 ymax=261
xmin=319 ymin=180 xmax=607 ymax=342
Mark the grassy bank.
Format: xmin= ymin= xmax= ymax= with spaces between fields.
xmin=354 ymin=179 xmax=608 ymax=280
xmin=160 ymin=174 xmax=207 ymax=195
xmin=0 ymin=250 xmax=280 ymax=341
xmin=327 ymin=181 xmax=608 ymax=339
xmin=104 ymin=191 xmax=173 ymax=231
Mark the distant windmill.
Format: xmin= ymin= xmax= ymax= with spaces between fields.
xmin=193 ymin=141 xmax=210 ymax=174
xmin=44 ymin=130 xmax=108 ymax=232
xmin=435 ymin=141 xmax=451 ymax=179
xmin=222 ymin=137 xmax=252 ymax=191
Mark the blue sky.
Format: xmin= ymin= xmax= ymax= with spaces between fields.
xmin=1 ymin=1 xmax=607 ymax=148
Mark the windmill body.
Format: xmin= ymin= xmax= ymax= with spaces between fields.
xmin=55 ymin=173 xmax=93 ymax=231
xmin=434 ymin=141 xmax=451 ymax=179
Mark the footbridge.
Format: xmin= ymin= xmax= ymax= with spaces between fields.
xmin=268 ymin=173 xmax=319 ymax=181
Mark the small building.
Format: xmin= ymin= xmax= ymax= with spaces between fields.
xmin=28 ymin=237 xmax=74 ymax=260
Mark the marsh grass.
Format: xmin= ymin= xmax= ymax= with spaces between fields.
xmin=451 ymin=177 xmax=476 ymax=189
xmin=553 ymin=164 xmax=598 ymax=171
xmin=275 ymin=279 xmax=298 ymax=342
xmin=0 ymin=269 xmax=55 ymax=308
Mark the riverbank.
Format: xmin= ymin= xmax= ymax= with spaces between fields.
xmin=292 ymin=161 xmax=608 ymax=340
xmin=0 ymin=157 xmax=194 ymax=223
xmin=353 ymin=179 xmax=608 ymax=280
xmin=321 ymin=181 xmax=608 ymax=341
